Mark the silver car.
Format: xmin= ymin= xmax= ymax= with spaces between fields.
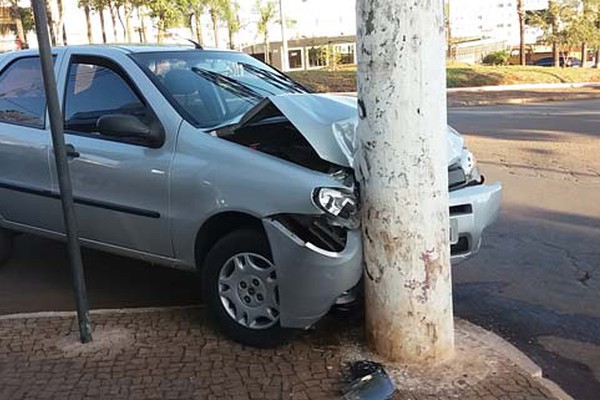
xmin=0 ymin=46 xmax=501 ymax=347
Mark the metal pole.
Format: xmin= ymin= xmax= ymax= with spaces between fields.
xmin=31 ymin=0 xmax=92 ymax=343
xmin=279 ymin=0 xmax=289 ymax=71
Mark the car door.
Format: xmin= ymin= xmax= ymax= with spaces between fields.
xmin=0 ymin=55 xmax=56 ymax=231
xmin=49 ymin=52 xmax=180 ymax=257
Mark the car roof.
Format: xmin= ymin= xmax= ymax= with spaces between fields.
xmin=5 ymin=44 xmax=240 ymax=58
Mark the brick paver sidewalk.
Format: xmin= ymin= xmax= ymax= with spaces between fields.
xmin=0 ymin=308 xmax=564 ymax=399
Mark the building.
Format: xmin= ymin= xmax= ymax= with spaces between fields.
xmin=448 ymin=0 xmax=547 ymax=46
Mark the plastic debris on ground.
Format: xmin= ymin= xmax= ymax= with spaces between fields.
xmin=341 ymin=360 xmax=396 ymax=400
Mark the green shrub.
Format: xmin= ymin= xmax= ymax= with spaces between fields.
xmin=482 ymin=51 xmax=511 ymax=66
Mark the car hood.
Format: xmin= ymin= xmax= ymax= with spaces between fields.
xmin=256 ymin=94 xmax=464 ymax=169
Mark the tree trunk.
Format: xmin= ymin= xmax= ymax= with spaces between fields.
xmin=12 ymin=4 xmax=26 ymax=47
xmin=210 ymin=9 xmax=218 ymax=47
xmin=264 ymin=34 xmax=270 ymax=64
xmin=157 ymin=17 xmax=164 ymax=44
xmin=517 ymin=0 xmax=526 ymax=65
xmin=45 ymin=0 xmax=57 ymax=46
xmin=116 ymin=4 xmax=126 ymax=38
xmin=228 ymin=24 xmax=235 ymax=50
xmin=55 ymin=0 xmax=65 ymax=45
xmin=109 ymin=5 xmax=118 ymax=42
xmin=553 ymin=43 xmax=559 ymax=67
xmin=84 ymin=5 xmax=93 ymax=44
xmin=582 ymin=43 xmax=588 ymax=67
xmin=137 ymin=7 xmax=146 ymax=43
xmin=194 ymin=13 xmax=204 ymax=45
xmin=356 ymin=0 xmax=454 ymax=363
xmin=596 ymin=47 xmax=600 ymax=68
xmin=279 ymin=0 xmax=288 ymax=70
xmin=99 ymin=8 xmax=107 ymax=43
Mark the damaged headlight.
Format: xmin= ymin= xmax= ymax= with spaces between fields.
xmin=313 ymin=187 xmax=359 ymax=228
xmin=460 ymin=148 xmax=482 ymax=184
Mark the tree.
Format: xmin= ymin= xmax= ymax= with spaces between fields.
xmin=356 ymin=0 xmax=454 ymax=363
xmin=91 ymin=0 xmax=108 ymax=43
xmin=56 ymin=0 xmax=66 ymax=44
xmin=205 ymin=0 xmax=230 ymax=47
xmin=44 ymin=0 xmax=56 ymax=45
xmin=256 ymin=0 xmax=276 ymax=63
xmin=179 ymin=0 xmax=206 ymax=45
xmin=224 ymin=0 xmax=239 ymax=49
xmin=517 ymin=0 xmax=526 ymax=65
xmin=146 ymin=0 xmax=180 ymax=43
xmin=114 ymin=0 xmax=136 ymax=42
xmin=78 ymin=0 xmax=94 ymax=43
xmin=108 ymin=1 xmax=119 ymax=42
xmin=1 ymin=0 xmax=33 ymax=48
xmin=529 ymin=0 xmax=579 ymax=67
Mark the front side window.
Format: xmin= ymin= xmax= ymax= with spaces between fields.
xmin=64 ymin=61 xmax=148 ymax=134
xmin=132 ymin=51 xmax=309 ymax=129
xmin=0 ymin=57 xmax=46 ymax=128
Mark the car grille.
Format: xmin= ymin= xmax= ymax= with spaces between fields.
xmin=274 ymin=214 xmax=347 ymax=253
xmin=448 ymin=164 xmax=467 ymax=190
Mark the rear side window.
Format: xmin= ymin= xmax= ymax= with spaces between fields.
xmin=64 ymin=62 xmax=147 ymax=134
xmin=0 ymin=57 xmax=46 ymax=128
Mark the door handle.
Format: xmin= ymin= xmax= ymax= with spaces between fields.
xmin=65 ymin=144 xmax=80 ymax=158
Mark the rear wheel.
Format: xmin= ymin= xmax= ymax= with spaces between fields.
xmin=0 ymin=228 xmax=13 ymax=267
xmin=202 ymin=229 xmax=291 ymax=348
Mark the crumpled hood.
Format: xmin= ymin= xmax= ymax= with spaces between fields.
xmin=256 ymin=93 xmax=464 ymax=168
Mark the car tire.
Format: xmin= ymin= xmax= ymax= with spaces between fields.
xmin=0 ymin=228 xmax=13 ymax=267
xmin=202 ymin=228 xmax=292 ymax=348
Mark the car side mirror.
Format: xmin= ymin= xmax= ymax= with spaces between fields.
xmin=97 ymin=114 xmax=164 ymax=146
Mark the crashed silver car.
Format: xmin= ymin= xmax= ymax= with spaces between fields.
xmin=0 ymin=46 xmax=501 ymax=347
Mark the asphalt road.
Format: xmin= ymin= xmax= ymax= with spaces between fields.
xmin=1 ymin=99 xmax=600 ymax=399
xmin=449 ymin=100 xmax=600 ymax=400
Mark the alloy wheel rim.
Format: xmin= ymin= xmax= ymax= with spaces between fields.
xmin=218 ymin=252 xmax=280 ymax=329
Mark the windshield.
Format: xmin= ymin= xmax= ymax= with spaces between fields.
xmin=132 ymin=50 xmax=309 ymax=129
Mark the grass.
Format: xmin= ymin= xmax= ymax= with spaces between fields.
xmin=289 ymin=64 xmax=600 ymax=93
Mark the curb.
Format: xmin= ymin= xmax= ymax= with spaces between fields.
xmin=333 ymin=82 xmax=600 ymax=97
xmin=0 ymin=305 xmax=204 ymax=321
xmin=447 ymin=81 xmax=600 ymax=93
xmin=462 ymin=320 xmax=574 ymax=400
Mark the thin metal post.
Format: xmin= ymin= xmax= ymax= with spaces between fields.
xmin=31 ymin=0 xmax=92 ymax=343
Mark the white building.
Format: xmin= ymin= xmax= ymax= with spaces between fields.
xmin=448 ymin=0 xmax=548 ymax=46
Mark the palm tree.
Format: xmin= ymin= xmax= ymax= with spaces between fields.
xmin=79 ymin=0 xmax=94 ymax=43
xmin=182 ymin=0 xmax=207 ymax=45
xmin=517 ymin=0 xmax=526 ymax=65
xmin=44 ymin=0 xmax=57 ymax=45
xmin=92 ymin=0 xmax=108 ymax=43
xmin=224 ymin=0 xmax=239 ymax=49
xmin=256 ymin=0 xmax=276 ymax=63
xmin=206 ymin=0 xmax=230 ymax=47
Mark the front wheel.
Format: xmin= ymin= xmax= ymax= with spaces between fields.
xmin=202 ymin=229 xmax=292 ymax=348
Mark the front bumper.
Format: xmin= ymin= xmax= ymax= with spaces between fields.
xmin=262 ymin=219 xmax=363 ymax=329
xmin=450 ymin=181 xmax=502 ymax=263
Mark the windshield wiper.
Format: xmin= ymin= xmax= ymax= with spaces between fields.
xmin=239 ymin=63 xmax=310 ymax=94
xmin=191 ymin=67 xmax=265 ymax=100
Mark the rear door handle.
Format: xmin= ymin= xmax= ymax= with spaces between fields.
xmin=65 ymin=144 xmax=80 ymax=158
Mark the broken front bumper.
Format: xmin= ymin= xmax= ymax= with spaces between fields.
xmin=450 ymin=181 xmax=502 ymax=263
xmin=262 ymin=219 xmax=363 ymax=329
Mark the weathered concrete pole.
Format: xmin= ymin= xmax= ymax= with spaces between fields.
xmin=356 ymin=0 xmax=454 ymax=363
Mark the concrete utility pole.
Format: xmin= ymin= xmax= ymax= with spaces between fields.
xmin=356 ymin=0 xmax=454 ymax=363
xmin=278 ymin=0 xmax=289 ymax=71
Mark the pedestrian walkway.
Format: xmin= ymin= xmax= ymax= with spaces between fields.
xmin=0 ymin=307 xmax=567 ymax=399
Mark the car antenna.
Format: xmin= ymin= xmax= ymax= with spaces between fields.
xmin=153 ymin=25 xmax=204 ymax=50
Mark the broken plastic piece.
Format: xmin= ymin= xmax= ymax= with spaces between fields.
xmin=341 ymin=360 xmax=396 ymax=400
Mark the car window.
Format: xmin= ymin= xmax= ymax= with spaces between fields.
xmin=0 ymin=57 xmax=46 ymax=128
xmin=133 ymin=51 xmax=309 ymax=129
xmin=64 ymin=62 xmax=148 ymax=134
